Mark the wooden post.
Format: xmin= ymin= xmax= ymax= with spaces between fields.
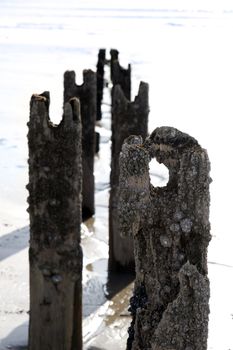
xmin=109 ymin=83 xmax=149 ymax=272
xmin=64 ymin=70 xmax=96 ymax=220
xmin=118 ymin=127 xmax=211 ymax=350
xmin=96 ymin=49 xmax=106 ymax=121
xmin=27 ymin=93 xmax=83 ymax=350
xmin=110 ymin=49 xmax=131 ymax=100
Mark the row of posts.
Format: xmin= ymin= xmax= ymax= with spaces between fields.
xmin=27 ymin=49 xmax=211 ymax=349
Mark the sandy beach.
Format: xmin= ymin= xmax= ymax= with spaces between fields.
xmin=0 ymin=1 xmax=233 ymax=349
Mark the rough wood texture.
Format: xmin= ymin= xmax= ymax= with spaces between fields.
xmin=64 ymin=69 xmax=96 ymax=220
xmin=118 ymin=127 xmax=211 ymax=350
xmin=96 ymin=48 xmax=106 ymax=121
xmin=109 ymin=83 xmax=149 ymax=272
xmin=27 ymin=93 xmax=83 ymax=350
xmin=110 ymin=49 xmax=131 ymax=100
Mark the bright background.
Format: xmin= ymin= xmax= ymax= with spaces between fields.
xmin=0 ymin=1 xmax=233 ymax=349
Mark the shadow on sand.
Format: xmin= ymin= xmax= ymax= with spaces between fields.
xmin=0 ymin=226 xmax=29 ymax=262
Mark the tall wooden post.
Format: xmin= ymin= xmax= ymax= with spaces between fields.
xmin=64 ymin=69 xmax=96 ymax=220
xmin=118 ymin=127 xmax=211 ymax=350
xmin=110 ymin=49 xmax=131 ymax=100
xmin=27 ymin=93 xmax=83 ymax=350
xmin=109 ymin=82 xmax=149 ymax=272
xmin=96 ymin=49 xmax=106 ymax=121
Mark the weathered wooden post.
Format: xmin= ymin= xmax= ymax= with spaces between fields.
xmin=110 ymin=49 xmax=131 ymax=100
xmin=64 ymin=69 xmax=96 ymax=220
xmin=109 ymin=82 xmax=149 ymax=272
xmin=96 ymin=48 xmax=106 ymax=121
xmin=27 ymin=93 xmax=83 ymax=350
xmin=118 ymin=127 xmax=211 ymax=350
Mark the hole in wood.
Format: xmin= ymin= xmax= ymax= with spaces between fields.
xmin=149 ymin=158 xmax=169 ymax=188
